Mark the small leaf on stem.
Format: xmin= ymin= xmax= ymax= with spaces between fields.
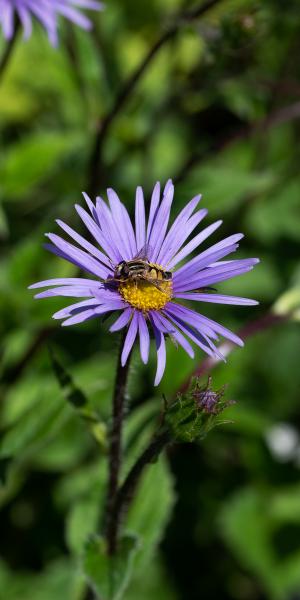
xmin=83 ymin=534 xmax=139 ymax=600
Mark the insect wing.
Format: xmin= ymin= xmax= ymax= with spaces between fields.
xmin=134 ymin=243 xmax=154 ymax=261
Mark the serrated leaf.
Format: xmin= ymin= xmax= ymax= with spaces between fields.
xmin=83 ymin=534 xmax=138 ymax=600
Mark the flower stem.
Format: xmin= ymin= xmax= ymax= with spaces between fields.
xmin=105 ymin=332 xmax=132 ymax=555
xmin=0 ymin=21 xmax=20 ymax=84
xmin=111 ymin=429 xmax=170 ymax=531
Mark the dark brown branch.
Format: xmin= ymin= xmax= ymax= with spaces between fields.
xmin=178 ymin=312 xmax=287 ymax=395
xmin=87 ymin=0 xmax=221 ymax=195
xmin=105 ymin=331 xmax=132 ymax=555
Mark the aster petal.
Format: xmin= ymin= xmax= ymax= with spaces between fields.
xmin=28 ymin=277 xmax=98 ymax=289
xmin=44 ymin=242 xmax=97 ymax=274
xmin=174 ymin=233 xmax=244 ymax=280
xmin=150 ymin=316 xmax=166 ymax=386
xmin=164 ymin=309 xmax=217 ymax=358
xmin=54 ymin=4 xmax=93 ymax=29
xmin=147 ymin=182 xmax=160 ymax=239
xmin=53 ymin=298 xmax=101 ymax=319
xmin=175 ymin=293 xmax=259 ymax=305
xmin=67 ymin=0 xmax=103 ymax=8
xmin=17 ymin=6 xmax=33 ymax=39
xmin=33 ymin=285 xmax=97 ymax=299
xmin=92 ymin=287 xmax=123 ymax=302
xmin=110 ymin=307 xmax=133 ymax=332
xmin=173 ymin=243 xmax=242 ymax=291
xmin=75 ymin=204 xmax=115 ymax=267
xmin=62 ymin=301 xmax=124 ymax=326
xmin=167 ymin=220 xmax=223 ymax=270
xmin=137 ymin=312 xmax=150 ymax=364
xmin=175 ymin=258 xmax=259 ymax=292
xmin=1 ymin=1 xmax=14 ymax=38
xmin=159 ymin=207 xmax=208 ymax=268
xmin=166 ymin=303 xmax=244 ymax=347
xmin=157 ymin=193 xmax=203 ymax=264
xmin=135 ymin=186 xmax=146 ymax=252
xmin=107 ymin=188 xmax=137 ymax=258
xmin=56 ymin=218 xmax=111 ymax=271
xmin=153 ymin=312 xmax=194 ymax=359
xmin=121 ymin=312 xmax=139 ymax=366
xmin=148 ymin=181 xmax=174 ymax=262
xmin=46 ymin=233 xmax=108 ymax=279
xmin=0 ymin=0 xmax=103 ymax=44
xmin=82 ymin=192 xmax=98 ymax=218
xmin=96 ymin=198 xmax=125 ymax=263
xmin=25 ymin=1 xmax=57 ymax=36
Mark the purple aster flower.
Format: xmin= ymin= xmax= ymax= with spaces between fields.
xmin=29 ymin=180 xmax=259 ymax=385
xmin=0 ymin=0 xmax=103 ymax=46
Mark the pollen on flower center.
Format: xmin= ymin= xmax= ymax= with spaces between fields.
xmin=119 ymin=278 xmax=173 ymax=311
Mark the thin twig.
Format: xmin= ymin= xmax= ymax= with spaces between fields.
xmin=178 ymin=312 xmax=287 ymax=395
xmin=87 ymin=0 xmax=221 ymax=195
xmin=105 ymin=331 xmax=132 ymax=555
xmin=0 ymin=22 xmax=20 ymax=83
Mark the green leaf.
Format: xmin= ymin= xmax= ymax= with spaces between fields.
xmin=49 ymin=349 xmax=108 ymax=448
xmin=126 ymin=456 xmax=174 ymax=572
xmin=49 ymin=348 xmax=87 ymax=409
xmin=83 ymin=534 xmax=138 ymax=600
xmin=66 ymin=494 xmax=100 ymax=556
xmin=0 ymin=390 xmax=69 ymax=460
xmin=220 ymin=485 xmax=300 ymax=600
xmin=0 ymin=131 xmax=80 ymax=201
xmin=0 ymin=557 xmax=83 ymax=600
xmin=124 ymin=556 xmax=177 ymax=600
xmin=248 ymin=179 xmax=300 ymax=244
xmin=64 ymin=460 xmax=106 ymax=555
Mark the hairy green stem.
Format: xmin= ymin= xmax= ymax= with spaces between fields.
xmin=111 ymin=429 xmax=170 ymax=533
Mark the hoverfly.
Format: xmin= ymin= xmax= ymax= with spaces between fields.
xmin=105 ymin=245 xmax=173 ymax=293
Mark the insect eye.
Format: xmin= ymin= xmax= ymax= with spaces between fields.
xmin=122 ymin=264 xmax=129 ymax=275
xmin=164 ymin=271 xmax=172 ymax=280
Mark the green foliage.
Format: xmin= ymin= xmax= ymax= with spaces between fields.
xmin=221 ymin=485 xmax=300 ymax=599
xmin=83 ymin=534 xmax=138 ymax=600
xmin=126 ymin=456 xmax=174 ymax=571
xmin=49 ymin=349 xmax=108 ymax=447
xmin=0 ymin=131 xmax=82 ymax=201
xmin=0 ymin=0 xmax=299 ymax=599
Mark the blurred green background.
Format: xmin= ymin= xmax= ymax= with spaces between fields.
xmin=1 ymin=0 xmax=300 ymax=598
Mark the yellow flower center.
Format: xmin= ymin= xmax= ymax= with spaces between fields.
xmin=119 ymin=268 xmax=173 ymax=311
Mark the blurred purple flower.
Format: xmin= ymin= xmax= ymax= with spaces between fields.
xmin=0 ymin=0 xmax=103 ymax=46
xmin=29 ymin=180 xmax=259 ymax=385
